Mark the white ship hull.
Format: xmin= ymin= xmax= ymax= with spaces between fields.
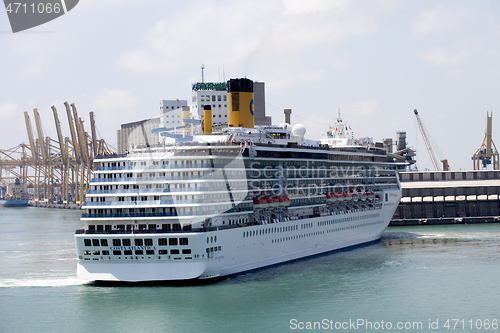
xmin=76 ymin=188 xmax=400 ymax=282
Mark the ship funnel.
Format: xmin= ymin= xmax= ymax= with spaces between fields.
xmin=182 ymin=106 xmax=190 ymax=134
xmin=227 ymin=78 xmax=254 ymax=128
xmin=396 ymin=131 xmax=406 ymax=151
xmin=204 ymin=105 xmax=212 ymax=135
xmin=284 ymin=109 xmax=292 ymax=125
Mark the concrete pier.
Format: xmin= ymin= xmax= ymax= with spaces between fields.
xmin=28 ymin=201 xmax=82 ymax=210
xmin=391 ymin=170 xmax=500 ymax=226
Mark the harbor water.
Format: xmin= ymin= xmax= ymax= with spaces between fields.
xmin=1 ymin=207 xmax=500 ymax=333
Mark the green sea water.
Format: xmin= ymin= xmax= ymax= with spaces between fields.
xmin=1 ymin=207 xmax=500 ymax=333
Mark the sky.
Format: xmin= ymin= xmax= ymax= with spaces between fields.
xmin=1 ymin=0 xmax=500 ymax=171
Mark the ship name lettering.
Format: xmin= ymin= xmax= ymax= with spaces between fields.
xmin=110 ymin=246 xmax=156 ymax=251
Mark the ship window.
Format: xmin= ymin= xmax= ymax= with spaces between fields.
xmin=105 ymin=225 xmax=111 ymax=231
xmin=97 ymin=225 xmax=103 ymax=231
xmin=124 ymin=250 xmax=132 ymax=255
xmin=83 ymin=250 xmax=91 ymax=255
xmin=135 ymin=239 xmax=143 ymax=246
xmin=158 ymin=238 xmax=168 ymax=246
xmin=146 ymin=250 xmax=154 ymax=255
xmin=171 ymin=249 xmax=180 ymax=255
xmin=84 ymin=239 xmax=91 ymax=246
xmin=172 ymin=223 xmax=181 ymax=231
xmin=145 ymin=238 xmax=153 ymax=246
xmin=113 ymin=239 xmax=121 ymax=246
xmin=100 ymin=239 xmax=108 ymax=247
xmin=93 ymin=250 xmax=100 ymax=255
xmin=179 ymin=238 xmax=188 ymax=246
xmin=159 ymin=250 xmax=168 ymax=254
xmin=135 ymin=250 xmax=143 ymax=255
xmin=88 ymin=225 xmax=95 ymax=231
xmin=182 ymin=249 xmax=191 ymax=254
xmin=117 ymin=225 xmax=125 ymax=230
xmin=123 ymin=239 xmax=131 ymax=246
xmin=169 ymin=238 xmax=178 ymax=246
xmin=138 ymin=224 xmax=147 ymax=230
xmin=113 ymin=250 xmax=121 ymax=255
xmin=92 ymin=239 xmax=100 ymax=246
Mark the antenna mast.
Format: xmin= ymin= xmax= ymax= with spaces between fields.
xmin=201 ymin=64 xmax=205 ymax=83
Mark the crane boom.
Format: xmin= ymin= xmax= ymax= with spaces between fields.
xmin=414 ymin=109 xmax=441 ymax=171
xmin=89 ymin=111 xmax=97 ymax=160
xmin=51 ymin=106 xmax=67 ymax=164
xmin=33 ymin=108 xmax=48 ymax=163
xmin=24 ymin=112 xmax=38 ymax=164
xmin=65 ymin=102 xmax=81 ymax=164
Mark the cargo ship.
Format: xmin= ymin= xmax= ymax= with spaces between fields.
xmin=75 ymin=78 xmax=403 ymax=283
xmin=0 ymin=178 xmax=29 ymax=207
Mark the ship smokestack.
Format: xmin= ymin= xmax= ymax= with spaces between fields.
xmin=227 ymin=78 xmax=254 ymax=128
xmin=182 ymin=106 xmax=190 ymax=134
xmin=284 ymin=109 xmax=292 ymax=125
xmin=204 ymin=105 xmax=212 ymax=135
xmin=396 ymin=131 xmax=406 ymax=151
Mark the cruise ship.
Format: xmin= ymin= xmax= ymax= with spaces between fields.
xmin=75 ymin=78 xmax=403 ymax=283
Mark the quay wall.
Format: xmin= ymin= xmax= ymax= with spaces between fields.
xmin=391 ymin=170 xmax=500 ymax=226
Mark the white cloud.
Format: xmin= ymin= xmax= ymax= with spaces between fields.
xmin=283 ymin=0 xmax=348 ymax=16
xmin=420 ymin=47 xmax=472 ymax=68
xmin=412 ymin=4 xmax=455 ymax=35
xmin=346 ymin=99 xmax=378 ymax=118
xmin=257 ymin=67 xmax=325 ymax=91
xmin=92 ymin=88 xmax=139 ymax=112
xmin=0 ymin=102 xmax=19 ymax=120
xmin=79 ymin=0 xmax=136 ymax=8
xmin=118 ymin=0 xmax=386 ymax=74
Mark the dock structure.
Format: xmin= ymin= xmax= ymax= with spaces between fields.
xmin=0 ymin=103 xmax=114 ymax=207
xmin=392 ymin=170 xmax=500 ymax=225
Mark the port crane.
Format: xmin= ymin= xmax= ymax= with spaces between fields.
xmin=472 ymin=111 xmax=499 ymax=170
xmin=413 ymin=109 xmax=449 ymax=171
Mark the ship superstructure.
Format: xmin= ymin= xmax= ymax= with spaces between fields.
xmin=0 ymin=178 xmax=29 ymax=207
xmin=75 ymin=78 xmax=403 ymax=282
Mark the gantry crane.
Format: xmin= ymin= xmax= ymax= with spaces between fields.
xmin=1 ymin=103 xmax=115 ymax=207
xmin=472 ymin=111 xmax=499 ymax=170
xmin=413 ymin=109 xmax=450 ymax=171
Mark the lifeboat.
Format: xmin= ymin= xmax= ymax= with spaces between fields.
xmin=365 ymin=190 xmax=374 ymax=201
xmin=280 ymin=196 xmax=291 ymax=207
xmin=326 ymin=193 xmax=335 ymax=203
xmin=253 ymin=197 xmax=269 ymax=209
xmin=347 ymin=190 xmax=356 ymax=201
xmin=269 ymin=196 xmax=280 ymax=208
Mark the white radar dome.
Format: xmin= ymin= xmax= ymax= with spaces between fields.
xmin=292 ymin=124 xmax=306 ymax=136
